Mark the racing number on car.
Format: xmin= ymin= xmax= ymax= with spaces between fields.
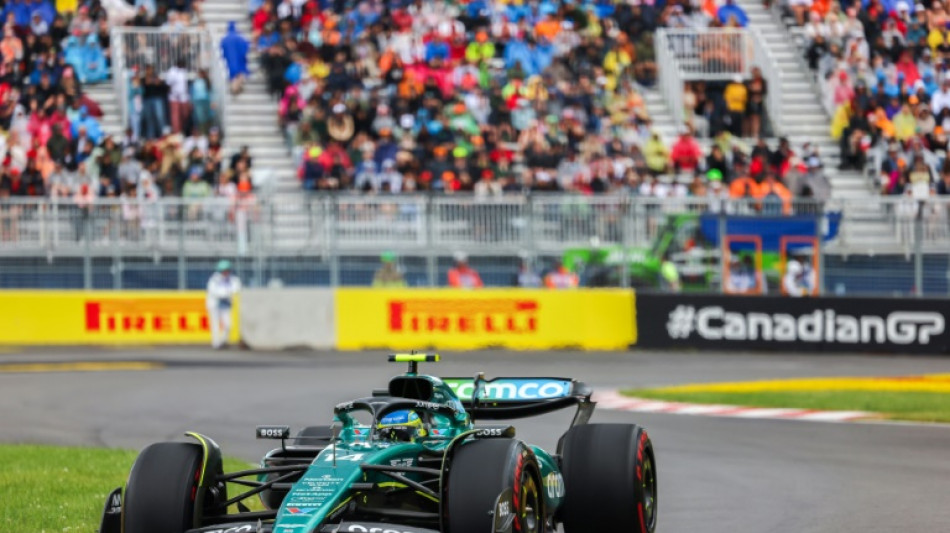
xmin=323 ymin=452 xmax=366 ymax=462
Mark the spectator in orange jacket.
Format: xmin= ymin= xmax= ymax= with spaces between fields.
xmin=544 ymin=260 xmax=579 ymax=289
xmin=755 ymin=172 xmax=793 ymax=215
xmin=447 ymin=252 xmax=483 ymax=288
xmin=729 ymin=172 xmax=760 ymax=201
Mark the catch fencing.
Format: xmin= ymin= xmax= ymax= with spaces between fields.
xmin=0 ymin=195 xmax=948 ymax=295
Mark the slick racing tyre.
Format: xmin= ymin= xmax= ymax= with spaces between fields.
xmin=446 ymin=438 xmax=542 ymax=533
xmin=123 ymin=442 xmax=205 ymax=533
xmin=559 ymin=424 xmax=657 ymax=533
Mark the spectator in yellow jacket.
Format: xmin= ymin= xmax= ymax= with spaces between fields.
xmin=57 ymin=0 xmax=79 ymax=14
xmin=644 ymin=132 xmax=670 ymax=175
xmin=723 ymin=75 xmax=748 ymax=137
xmin=892 ymin=102 xmax=917 ymax=141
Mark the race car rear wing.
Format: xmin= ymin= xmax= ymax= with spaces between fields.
xmin=441 ymin=376 xmax=595 ymax=424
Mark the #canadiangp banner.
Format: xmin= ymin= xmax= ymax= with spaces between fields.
xmin=636 ymin=293 xmax=949 ymax=354
xmin=0 ymin=291 xmax=239 ymax=345
xmin=335 ymin=288 xmax=636 ymax=351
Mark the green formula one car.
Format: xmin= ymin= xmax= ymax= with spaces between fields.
xmin=99 ymin=354 xmax=657 ymax=533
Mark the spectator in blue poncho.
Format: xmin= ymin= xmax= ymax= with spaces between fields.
xmin=81 ymin=33 xmax=109 ymax=83
xmin=921 ymin=70 xmax=938 ymax=96
xmin=425 ymin=36 xmax=449 ymax=64
xmin=220 ymin=21 xmax=249 ymax=93
xmin=717 ymin=0 xmax=748 ymax=26
xmin=63 ymin=35 xmax=83 ymax=77
xmin=284 ymin=60 xmax=302 ymax=86
xmin=5 ymin=0 xmax=31 ymax=27
xmin=71 ymin=106 xmax=103 ymax=144
xmin=29 ymin=0 xmax=55 ymax=25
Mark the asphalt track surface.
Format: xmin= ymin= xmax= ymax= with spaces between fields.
xmin=2 ymin=348 xmax=950 ymax=532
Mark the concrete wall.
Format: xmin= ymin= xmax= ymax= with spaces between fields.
xmin=240 ymin=289 xmax=335 ymax=350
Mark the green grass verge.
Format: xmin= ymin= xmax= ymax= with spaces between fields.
xmin=0 ymin=444 xmax=258 ymax=532
xmin=622 ymin=389 xmax=950 ymax=423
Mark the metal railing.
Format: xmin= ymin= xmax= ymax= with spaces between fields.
xmin=0 ymin=195 xmax=948 ymax=293
xmin=0 ymin=195 xmax=947 ymax=252
xmin=749 ymin=28 xmax=784 ymax=136
xmin=655 ymin=31 xmax=686 ymax=130
xmin=110 ymin=27 xmax=229 ymax=136
xmin=655 ymin=28 xmax=783 ymax=134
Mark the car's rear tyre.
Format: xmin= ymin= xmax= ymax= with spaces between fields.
xmin=123 ymin=442 xmax=204 ymax=533
xmin=560 ymin=424 xmax=657 ymax=533
xmin=446 ymin=438 xmax=542 ymax=533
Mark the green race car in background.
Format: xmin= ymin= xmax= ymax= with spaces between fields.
xmin=99 ymin=354 xmax=657 ymax=533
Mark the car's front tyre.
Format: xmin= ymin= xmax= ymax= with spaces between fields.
xmin=445 ymin=438 xmax=543 ymax=533
xmin=123 ymin=442 xmax=206 ymax=533
xmin=559 ymin=424 xmax=657 ymax=533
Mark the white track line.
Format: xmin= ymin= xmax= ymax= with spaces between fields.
xmin=594 ymin=390 xmax=872 ymax=423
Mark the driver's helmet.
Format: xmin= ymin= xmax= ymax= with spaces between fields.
xmin=376 ymin=410 xmax=425 ymax=442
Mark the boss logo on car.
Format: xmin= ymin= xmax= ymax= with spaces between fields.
xmin=256 ymin=426 xmax=290 ymax=439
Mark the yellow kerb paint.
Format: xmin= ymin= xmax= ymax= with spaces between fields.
xmin=657 ymin=375 xmax=950 ymax=394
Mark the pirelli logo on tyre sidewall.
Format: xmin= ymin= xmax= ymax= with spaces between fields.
xmin=335 ymin=289 xmax=636 ymax=350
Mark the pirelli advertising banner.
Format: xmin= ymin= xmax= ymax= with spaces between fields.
xmin=335 ymin=289 xmax=636 ymax=351
xmin=0 ymin=291 xmax=238 ymax=345
xmin=636 ymin=293 xmax=949 ymax=354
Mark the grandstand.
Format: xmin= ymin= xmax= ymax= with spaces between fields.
xmin=0 ymin=0 xmax=947 ymax=294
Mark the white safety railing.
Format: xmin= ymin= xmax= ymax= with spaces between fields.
xmin=1 ymin=195 xmax=948 ymax=256
xmin=110 ymin=27 xmax=229 ymax=136
xmin=660 ymin=28 xmax=752 ymax=80
xmin=655 ymin=31 xmax=686 ymax=129
xmin=655 ymin=28 xmax=784 ymax=136
xmin=749 ymin=28 xmax=784 ymax=137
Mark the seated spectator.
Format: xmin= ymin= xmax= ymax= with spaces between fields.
xmin=717 ymin=0 xmax=749 ymax=27
xmin=75 ymin=34 xmax=108 ymax=83
xmin=70 ymin=106 xmax=101 ymax=145
xmin=756 ymin=172 xmax=793 ymax=215
xmin=670 ymin=127 xmax=703 ymax=174
xmin=729 ymin=167 xmax=760 ymax=201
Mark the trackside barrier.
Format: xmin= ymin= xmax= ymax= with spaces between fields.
xmin=0 ymin=291 xmax=238 ymax=345
xmin=636 ymin=293 xmax=949 ymax=354
xmin=239 ymin=288 xmax=335 ymax=350
xmin=334 ymin=289 xmax=636 ymax=351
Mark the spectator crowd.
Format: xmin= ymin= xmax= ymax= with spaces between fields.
xmin=0 ymin=0 xmax=261 ymax=238
xmin=234 ymin=0 xmax=829 ymax=206
xmin=797 ymin=0 xmax=950 ymax=198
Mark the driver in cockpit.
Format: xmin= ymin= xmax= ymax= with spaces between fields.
xmin=375 ymin=410 xmax=427 ymax=442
